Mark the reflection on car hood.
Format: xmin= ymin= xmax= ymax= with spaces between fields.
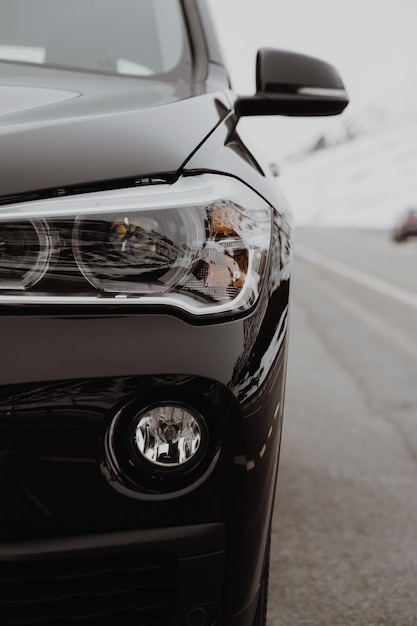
xmin=0 ymin=64 xmax=228 ymax=199
xmin=0 ymin=84 xmax=80 ymax=116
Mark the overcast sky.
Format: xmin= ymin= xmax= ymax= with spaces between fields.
xmin=207 ymin=0 xmax=417 ymax=161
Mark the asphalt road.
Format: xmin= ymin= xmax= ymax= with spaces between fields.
xmin=268 ymin=228 xmax=417 ymax=626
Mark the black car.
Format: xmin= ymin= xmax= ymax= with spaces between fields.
xmin=0 ymin=2 xmax=348 ymax=624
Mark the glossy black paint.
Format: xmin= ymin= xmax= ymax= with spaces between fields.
xmin=236 ymin=48 xmax=349 ymax=117
xmin=0 ymin=2 xmax=347 ymax=625
xmin=0 ymin=65 xmax=226 ymax=200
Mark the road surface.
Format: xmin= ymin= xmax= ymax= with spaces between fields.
xmin=268 ymin=228 xmax=417 ymax=625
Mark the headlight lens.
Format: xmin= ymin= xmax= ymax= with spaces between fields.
xmin=0 ymin=219 xmax=52 ymax=290
xmin=0 ymin=174 xmax=272 ymax=316
xmin=73 ymin=207 xmax=204 ymax=294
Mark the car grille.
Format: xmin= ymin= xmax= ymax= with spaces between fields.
xmin=0 ymin=550 xmax=176 ymax=625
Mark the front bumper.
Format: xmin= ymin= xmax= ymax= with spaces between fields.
xmin=0 ymin=281 xmax=289 ymax=624
xmin=0 ymin=524 xmax=226 ymax=626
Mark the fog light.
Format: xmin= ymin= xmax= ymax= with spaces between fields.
xmin=104 ymin=396 xmax=216 ymax=495
xmin=133 ymin=404 xmax=206 ymax=470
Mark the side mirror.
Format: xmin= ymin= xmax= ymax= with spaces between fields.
xmin=236 ymin=48 xmax=349 ymax=117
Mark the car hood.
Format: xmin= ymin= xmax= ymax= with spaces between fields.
xmin=0 ymin=64 xmax=229 ymax=200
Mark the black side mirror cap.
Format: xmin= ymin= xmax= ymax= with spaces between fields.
xmin=235 ymin=48 xmax=349 ymax=117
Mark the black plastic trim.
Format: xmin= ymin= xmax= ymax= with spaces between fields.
xmin=0 ymin=523 xmax=226 ymax=561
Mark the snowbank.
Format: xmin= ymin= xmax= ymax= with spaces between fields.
xmin=277 ymin=119 xmax=417 ymax=230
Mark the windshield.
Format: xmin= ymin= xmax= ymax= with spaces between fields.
xmin=0 ymin=0 xmax=191 ymax=79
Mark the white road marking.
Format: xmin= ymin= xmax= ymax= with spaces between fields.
xmin=296 ymin=244 xmax=417 ymax=361
xmin=331 ymin=288 xmax=417 ymax=362
xmin=296 ymin=244 xmax=417 ymax=311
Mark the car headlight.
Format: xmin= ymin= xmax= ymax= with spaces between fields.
xmin=0 ymin=174 xmax=272 ymax=316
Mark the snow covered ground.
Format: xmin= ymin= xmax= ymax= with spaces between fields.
xmin=277 ymin=115 xmax=417 ymax=230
